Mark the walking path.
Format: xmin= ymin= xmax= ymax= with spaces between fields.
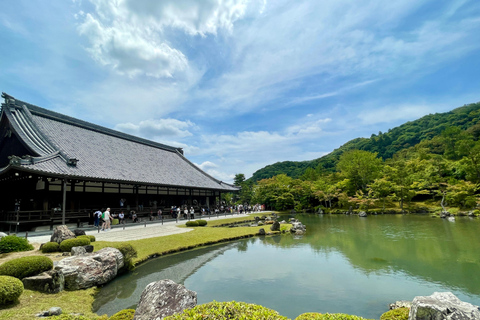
xmin=26 ymin=213 xmax=254 ymax=244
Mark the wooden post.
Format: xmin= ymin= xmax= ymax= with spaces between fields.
xmin=62 ymin=179 xmax=67 ymax=225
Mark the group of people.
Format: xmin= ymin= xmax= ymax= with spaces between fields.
xmin=93 ymin=208 xmax=136 ymax=230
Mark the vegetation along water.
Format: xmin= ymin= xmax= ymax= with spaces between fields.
xmin=93 ymin=214 xmax=480 ymax=319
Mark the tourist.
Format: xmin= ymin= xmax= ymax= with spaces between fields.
xmin=157 ymin=208 xmax=162 ymax=220
xmin=101 ymin=207 xmax=112 ymax=231
xmin=190 ymin=207 xmax=195 ymax=219
xmin=183 ymin=206 xmax=188 ymax=219
xmin=132 ymin=211 xmax=138 ymax=223
xmin=94 ymin=209 xmax=102 ymax=227
xmin=118 ymin=211 xmax=125 ymax=224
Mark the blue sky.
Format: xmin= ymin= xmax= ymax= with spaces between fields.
xmin=1 ymin=0 xmax=479 ymax=183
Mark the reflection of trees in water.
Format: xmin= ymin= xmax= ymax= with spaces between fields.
xmin=93 ymin=242 xmax=236 ymax=316
xmin=267 ymin=214 xmax=480 ymax=296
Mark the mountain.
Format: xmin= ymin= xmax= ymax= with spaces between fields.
xmin=249 ymin=102 xmax=480 ymax=182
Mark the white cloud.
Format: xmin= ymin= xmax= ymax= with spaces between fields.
xmin=115 ymin=118 xmax=194 ymax=140
xmin=77 ymin=0 xmax=250 ymax=78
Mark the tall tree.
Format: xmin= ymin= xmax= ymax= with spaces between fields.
xmin=234 ymin=173 xmax=246 ymax=186
xmin=336 ymin=150 xmax=383 ymax=193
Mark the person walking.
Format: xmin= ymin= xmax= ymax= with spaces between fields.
xmin=102 ymin=207 xmax=112 ymax=231
xmin=94 ymin=209 xmax=102 ymax=227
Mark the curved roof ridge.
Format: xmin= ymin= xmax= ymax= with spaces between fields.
xmin=9 ymin=95 xmax=182 ymax=154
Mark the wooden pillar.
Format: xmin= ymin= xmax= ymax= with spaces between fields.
xmin=62 ymin=179 xmax=67 ymax=225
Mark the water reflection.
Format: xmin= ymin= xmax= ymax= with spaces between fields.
xmin=94 ymin=215 xmax=480 ymax=319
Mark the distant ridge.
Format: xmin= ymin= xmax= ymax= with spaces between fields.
xmin=248 ymin=102 xmax=480 ymax=182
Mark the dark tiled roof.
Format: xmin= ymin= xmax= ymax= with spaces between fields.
xmin=0 ymin=93 xmax=238 ymax=191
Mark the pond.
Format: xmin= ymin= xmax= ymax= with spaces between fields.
xmin=93 ymin=214 xmax=480 ymax=319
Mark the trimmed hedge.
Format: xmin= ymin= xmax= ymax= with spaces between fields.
xmin=109 ymin=309 xmax=135 ymax=320
xmin=164 ymin=301 xmax=289 ymax=320
xmin=380 ymin=308 xmax=409 ymax=320
xmin=87 ymin=235 xmax=96 ymax=242
xmin=41 ymin=242 xmax=60 ymax=253
xmin=76 ymin=235 xmax=93 ymax=243
xmin=59 ymin=238 xmax=91 ymax=252
xmin=0 ymin=275 xmax=23 ymax=305
xmin=197 ymin=220 xmax=207 ymax=226
xmin=185 ymin=221 xmax=199 ymax=227
xmin=0 ymin=235 xmax=34 ymax=253
xmin=0 ymin=256 xmax=53 ymax=279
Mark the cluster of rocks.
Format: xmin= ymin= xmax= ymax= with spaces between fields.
xmin=390 ymin=292 xmax=480 ymax=320
xmin=22 ymin=226 xmax=124 ymax=294
xmin=289 ymin=218 xmax=306 ymax=235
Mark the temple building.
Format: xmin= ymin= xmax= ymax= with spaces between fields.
xmin=0 ymin=93 xmax=238 ymax=231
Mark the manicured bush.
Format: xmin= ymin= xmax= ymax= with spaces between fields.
xmin=76 ymin=235 xmax=92 ymax=243
xmin=163 ymin=301 xmax=289 ymax=320
xmin=87 ymin=235 xmax=96 ymax=242
xmin=0 ymin=275 xmax=23 ymax=305
xmin=295 ymin=313 xmax=373 ymax=320
xmin=380 ymin=308 xmax=409 ymax=320
xmin=0 ymin=235 xmax=34 ymax=253
xmin=109 ymin=309 xmax=135 ymax=320
xmin=185 ymin=221 xmax=199 ymax=227
xmin=59 ymin=238 xmax=91 ymax=252
xmin=112 ymin=219 xmax=119 ymax=225
xmin=41 ymin=241 xmax=60 ymax=253
xmin=197 ymin=220 xmax=207 ymax=226
xmin=0 ymin=256 xmax=53 ymax=279
xmin=111 ymin=243 xmax=138 ymax=271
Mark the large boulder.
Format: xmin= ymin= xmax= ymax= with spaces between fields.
xmin=22 ymin=269 xmax=65 ymax=293
xmin=50 ymin=225 xmax=76 ymax=244
xmin=270 ymin=221 xmax=280 ymax=231
xmin=55 ymin=247 xmax=124 ymax=290
xmin=134 ymin=279 xmax=197 ymax=320
xmin=73 ymin=229 xmax=86 ymax=236
xmin=290 ymin=221 xmax=306 ymax=235
xmin=409 ymin=292 xmax=480 ymax=320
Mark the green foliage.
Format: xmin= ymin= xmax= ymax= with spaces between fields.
xmin=185 ymin=221 xmax=199 ymax=227
xmin=50 ymin=315 xmax=108 ymax=320
xmin=197 ymin=220 xmax=208 ymax=226
xmin=163 ymin=301 xmax=289 ymax=320
xmin=76 ymin=235 xmax=93 ymax=243
xmin=295 ymin=313 xmax=373 ymax=320
xmin=88 ymin=235 xmax=96 ymax=242
xmin=41 ymin=241 xmax=60 ymax=253
xmin=110 ymin=243 xmax=138 ymax=271
xmin=0 ymin=256 xmax=53 ymax=279
xmin=380 ymin=308 xmax=409 ymax=320
xmin=108 ymin=309 xmax=135 ymax=320
xmin=0 ymin=275 xmax=23 ymax=305
xmin=59 ymin=238 xmax=91 ymax=252
xmin=0 ymin=235 xmax=34 ymax=253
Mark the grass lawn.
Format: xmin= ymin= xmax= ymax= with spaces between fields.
xmin=1 ymin=215 xmax=286 ymax=319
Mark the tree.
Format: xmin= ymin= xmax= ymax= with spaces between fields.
xmin=234 ymin=173 xmax=246 ymax=187
xmin=336 ymin=150 xmax=383 ymax=193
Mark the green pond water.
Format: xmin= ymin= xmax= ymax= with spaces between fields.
xmin=93 ymin=214 xmax=480 ymax=319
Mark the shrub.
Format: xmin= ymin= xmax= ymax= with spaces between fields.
xmin=164 ymin=301 xmax=288 ymax=320
xmin=0 ymin=256 xmax=53 ymax=279
xmin=380 ymin=308 xmax=409 ymax=320
xmin=41 ymin=242 xmax=60 ymax=253
xmin=59 ymin=238 xmax=90 ymax=252
xmin=197 ymin=220 xmax=207 ymax=226
xmin=110 ymin=243 xmax=138 ymax=271
xmin=76 ymin=235 xmax=92 ymax=243
xmin=295 ymin=313 xmax=373 ymax=320
xmin=0 ymin=235 xmax=34 ymax=253
xmin=87 ymin=235 xmax=96 ymax=242
xmin=185 ymin=221 xmax=199 ymax=227
xmin=50 ymin=315 xmax=108 ymax=320
xmin=109 ymin=309 xmax=135 ymax=320
xmin=0 ymin=275 xmax=23 ymax=305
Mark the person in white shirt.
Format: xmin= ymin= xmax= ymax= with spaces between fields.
xmin=102 ymin=208 xmax=112 ymax=231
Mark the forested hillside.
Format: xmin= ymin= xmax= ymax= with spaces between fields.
xmin=249 ymin=102 xmax=480 ymax=182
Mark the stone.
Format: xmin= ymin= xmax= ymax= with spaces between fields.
xmin=50 ymin=225 xmax=76 ymax=244
xmin=0 ymin=232 xmax=8 ymax=239
xmin=270 ymin=221 xmax=280 ymax=231
xmin=409 ymin=292 xmax=480 ymax=320
xmin=447 ymin=216 xmax=456 ymax=222
xmin=55 ymin=247 xmax=124 ymax=290
xmin=359 ymin=211 xmax=367 ymax=217
xmin=133 ymin=279 xmax=197 ymax=320
xmin=258 ymin=228 xmax=266 ymax=235
xmin=290 ymin=221 xmax=306 ymax=235
xmin=71 ymin=246 xmax=87 ymax=256
xmin=22 ymin=269 xmax=65 ymax=294
xmin=48 ymin=307 xmax=62 ymax=316
xmin=254 ymin=216 xmax=260 ymax=222
xmin=73 ymin=229 xmax=86 ymax=236
xmin=389 ymin=300 xmax=412 ymax=310
xmin=84 ymin=245 xmax=94 ymax=253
